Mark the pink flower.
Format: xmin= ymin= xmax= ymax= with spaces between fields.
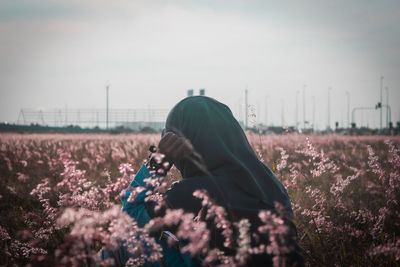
xmin=17 ymin=172 xmax=29 ymax=182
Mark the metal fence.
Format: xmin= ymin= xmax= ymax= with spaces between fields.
xmin=17 ymin=108 xmax=169 ymax=130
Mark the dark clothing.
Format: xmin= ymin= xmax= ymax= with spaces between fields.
xmin=163 ymin=96 xmax=304 ymax=266
xmin=107 ymin=96 xmax=304 ymax=266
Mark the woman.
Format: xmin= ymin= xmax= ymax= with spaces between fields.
xmin=105 ymin=96 xmax=303 ymax=266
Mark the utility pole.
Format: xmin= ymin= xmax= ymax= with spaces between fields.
xmin=265 ymin=95 xmax=269 ymax=127
xmin=312 ymin=96 xmax=315 ymax=132
xmin=245 ymin=88 xmax=248 ymax=130
xmin=385 ymin=86 xmax=389 ymax=128
xmin=106 ymin=83 xmax=110 ymax=130
xmin=296 ymin=90 xmax=300 ymax=130
xmin=281 ymin=98 xmax=285 ymax=127
xmin=380 ymin=76 xmax=383 ymax=130
xmin=346 ymin=91 xmax=350 ymax=128
xmin=303 ymin=85 xmax=306 ymax=129
xmin=328 ymin=87 xmax=332 ymax=130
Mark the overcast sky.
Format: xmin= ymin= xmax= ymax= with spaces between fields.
xmin=1 ymin=0 xmax=399 ymax=129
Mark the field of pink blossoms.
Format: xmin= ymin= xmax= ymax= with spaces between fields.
xmin=0 ymin=133 xmax=399 ymax=267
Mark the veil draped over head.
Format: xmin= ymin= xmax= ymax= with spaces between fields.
xmin=164 ymin=96 xmax=292 ymax=216
xmin=160 ymin=96 xmax=304 ymax=266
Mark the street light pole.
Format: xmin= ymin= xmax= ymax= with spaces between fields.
xmin=385 ymin=86 xmax=389 ymax=128
xmin=328 ymin=87 xmax=332 ymax=130
xmin=265 ymin=95 xmax=269 ymax=127
xmin=245 ymin=88 xmax=248 ymax=130
xmin=346 ymin=91 xmax=350 ymax=128
xmin=296 ymin=90 xmax=300 ymax=130
xmin=281 ymin=98 xmax=285 ymax=127
xmin=380 ymin=76 xmax=383 ymax=130
xmin=303 ymin=85 xmax=306 ymax=130
xmin=312 ymin=96 xmax=315 ymax=132
xmin=106 ymin=84 xmax=110 ymax=130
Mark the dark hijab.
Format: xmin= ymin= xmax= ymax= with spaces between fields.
xmin=164 ymin=96 xmax=292 ymax=216
xmin=161 ymin=96 xmax=303 ymax=266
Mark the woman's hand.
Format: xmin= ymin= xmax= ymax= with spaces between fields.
xmin=158 ymin=132 xmax=194 ymax=162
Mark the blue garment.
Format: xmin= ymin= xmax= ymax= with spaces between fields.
xmin=102 ymin=164 xmax=201 ymax=267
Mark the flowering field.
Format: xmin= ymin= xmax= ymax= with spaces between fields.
xmin=0 ymin=133 xmax=399 ymax=266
